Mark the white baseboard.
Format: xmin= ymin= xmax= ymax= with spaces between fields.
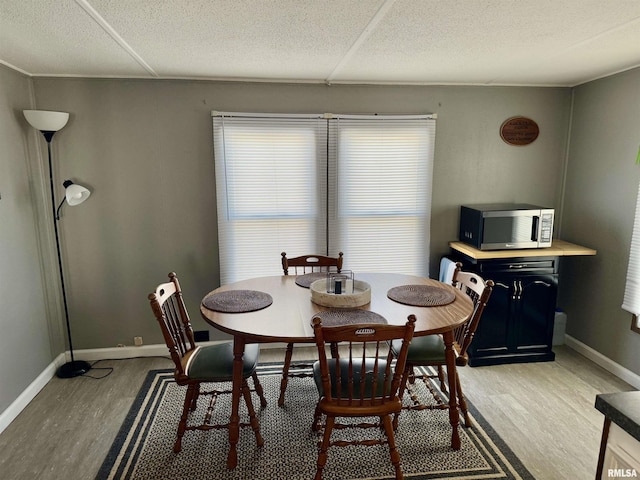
xmin=3 ymin=337 xmax=637 ymax=437
xmin=0 ymin=343 xmax=199 ymax=436
xmin=77 ymin=344 xmax=172 ymax=360
xmin=564 ymin=334 xmax=640 ymax=389
xmin=0 ymin=356 xmax=60 ymax=435
xmin=0 ymin=340 xmax=292 ymax=436
xmin=74 ymin=340 xmax=240 ymax=361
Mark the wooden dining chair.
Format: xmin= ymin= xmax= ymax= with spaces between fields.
xmin=311 ymin=314 xmax=416 ymax=480
xmin=148 ymin=272 xmax=267 ymax=453
xmin=281 ymin=251 xmax=344 ymax=275
xmin=277 ymin=251 xmax=344 ymax=406
xmin=391 ymin=265 xmax=493 ymax=429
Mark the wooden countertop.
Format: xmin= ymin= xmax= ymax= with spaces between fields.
xmin=449 ymin=239 xmax=597 ymax=260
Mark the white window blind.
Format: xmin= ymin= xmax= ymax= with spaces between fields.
xmin=213 ymin=114 xmax=328 ymax=284
xmin=213 ymin=112 xmax=436 ymax=284
xmin=328 ymin=116 xmax=435 ymax=276
xmin=622 ymin=182 xmax=640 ymax=315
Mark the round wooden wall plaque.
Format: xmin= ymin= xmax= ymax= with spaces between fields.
xmin=500 ymin=116 xmax=539 ymax=146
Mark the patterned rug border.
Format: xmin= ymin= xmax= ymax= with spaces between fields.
xmin=97 ymin=364 xmax=536 ymax=480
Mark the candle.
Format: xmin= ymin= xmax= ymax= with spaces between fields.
xmin=345 ymin=279 xmax=354 ymax=294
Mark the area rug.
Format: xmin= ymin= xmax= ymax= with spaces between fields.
xmin=97 ymin=364 xmax=534 ymax=480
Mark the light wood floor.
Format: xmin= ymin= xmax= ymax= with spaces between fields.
xmin=0 ymin=345 xmax=633 ymax=480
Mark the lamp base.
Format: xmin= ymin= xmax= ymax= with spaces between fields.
xmin=56 ymin=360 xmax=91 ymax=378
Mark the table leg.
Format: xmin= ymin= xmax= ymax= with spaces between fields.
xmin=443 ymin=330 xmax=461 ymax=450
xmin=595 ymin=418 xmax=611 ymax=479
xmin=226 ymin=336 xmax=245 ymax=470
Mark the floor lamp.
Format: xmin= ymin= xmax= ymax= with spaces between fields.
xmin=24 ymin=110 xmax=92 ymax=379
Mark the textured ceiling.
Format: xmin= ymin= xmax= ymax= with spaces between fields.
xmin=1 ymin=0 xmax=640 ymax=86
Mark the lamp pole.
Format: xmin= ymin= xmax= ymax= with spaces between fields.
xmin=24 ymin=110 xmax=91 ymax=378
xmin=42 ymin=134 xmax=91 ymax=378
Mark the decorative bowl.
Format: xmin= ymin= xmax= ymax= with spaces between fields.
xmin=309 ymin=279 xmax=371 ymax=308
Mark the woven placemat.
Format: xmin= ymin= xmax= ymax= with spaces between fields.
xmin=311 ymin=309 xmax=387 ymax=327
xmin=387 ymin=284 xmax=455 ymax=307
xmin=202 ymin=290 xmax=273 ymax=313
xmin=295 ymin=272 xmax=327 ymax=288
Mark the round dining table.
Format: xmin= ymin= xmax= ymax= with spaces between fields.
xmin=200 ymin=272 xmax=474 ymax=469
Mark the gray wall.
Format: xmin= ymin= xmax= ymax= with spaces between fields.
xmin=558 ymin=67 xmax=640 ymax=374
xmin=0 ymin=66 xmax=58 ymax=414
xmin=5 ymin=57 xmax=640 ymax=428
xmin=6 ymin=68 xmax=597 ymax=418
xmin=28 ymin=78 xmax=571 ymax=350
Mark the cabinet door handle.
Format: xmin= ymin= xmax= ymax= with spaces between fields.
xmin=508 ymin=264 xmax=526 ymax=269
xmin=512 ymin=280 xmax=523 ymax=300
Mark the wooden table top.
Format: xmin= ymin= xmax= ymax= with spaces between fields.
xmin=200 ymin=272 xmax=474 ymax=344
xmin=449 ymin=239 xmax=597 ymax=260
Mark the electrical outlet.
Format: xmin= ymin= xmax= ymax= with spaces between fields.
xmin=134 ymin=336 xmax=143 ymax=346
xmin=194 ymin=330 xmax=210 ymax=342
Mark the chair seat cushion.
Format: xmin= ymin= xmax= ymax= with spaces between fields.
xmin=313 ymin=358 xmax=390 ymax=399
xmin=184 ymin=342 xmax=259 ymax=381
xmin=391 ymin=335 xmax=446 ymax=364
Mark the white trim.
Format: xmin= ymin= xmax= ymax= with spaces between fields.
xmin=256 ymin=342 xmax=290 ymax=350
xmin=75 ymin=341 xmax=289 ymax=359
xmin=74 ymin=0 xmax=158 ymax=77
xmin=331 ymin=114 xmax=436 ymax=120
xmin=5 ymin=338 xmax=634 ymax=437
xmin=211 ymin=111 xmax=436 ymax=120
xmin=564 ymin=335 xmax=640 ymax=389
xmin=74 ymin=340 xmax=237 ymax=361
xmin=0 ymin=357 xmax=59 ymax=435
xmin=212 ymin=111 xmax=325 ymax=119
xmin=76 ymin=344 xmax=171 ymax=360
xmin=0 ymin=340 xmax=274 ymax=434
xmin=325 ymin=0 xmax=398 ymax=84
xmin=0 ymin=342 xmax=222 ymax=435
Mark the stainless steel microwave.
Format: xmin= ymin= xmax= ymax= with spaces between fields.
xmin=459 ymin=203 xmax=554 ymax=250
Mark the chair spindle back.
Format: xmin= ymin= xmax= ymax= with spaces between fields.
xmin=451 ymin=268 xmax=494 ymax=364
xmin=312 ymin=315 xmax=416 ymax=406
xmin=148 ymin=272 xmax=197 ymax=379
xmin=281 ymin=252 xmax=343 ymax=275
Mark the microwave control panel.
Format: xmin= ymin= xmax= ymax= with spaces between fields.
xmin=540 ymin=212 xmax=553 ymax=243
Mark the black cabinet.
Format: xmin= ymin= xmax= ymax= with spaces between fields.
xmin=451 ymin=255 xmax=558 ymax=366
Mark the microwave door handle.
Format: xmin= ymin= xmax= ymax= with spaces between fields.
xmin=531 ymin=216 xmax=539 ymax=241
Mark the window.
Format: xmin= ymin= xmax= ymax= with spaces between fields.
xmin=622 ymin=182 xmax=640 ymax=333
xmin=213 ymin=112 xmax=436 ymax=284
xmin=328 ymin=116 xmax=435 ymax=274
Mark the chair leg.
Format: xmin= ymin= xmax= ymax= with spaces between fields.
xmin=393 ymin=365 xmax=412 ymax=430
xmin=190 ymin=388 xmax=199 ymax=411
xmin=278 ymin=343 xmax=295 ymax=406
xmin=408 ymin=368 xmax=416 ymax=385
xmin=382 ymin=414 xmax=404 ymax=480
xmin=455 ymin=370 xmax=473 ymax=428
xmin=175 ymin=383 xmax=198 ymax=453
xmin=397 ymin=365 xmax=411 ymax=400
xmin=251 ymin=372 xmax=268 ymax=408
xmin=315 ymin=415 xmax=335 ymax=480
xmin=241 ymin=379 xmax=264 ymax=447
xmin=437 ymin=365 xmax=448 ymax=394
xmin=311 ymin=403 xmax=323 ymax=432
